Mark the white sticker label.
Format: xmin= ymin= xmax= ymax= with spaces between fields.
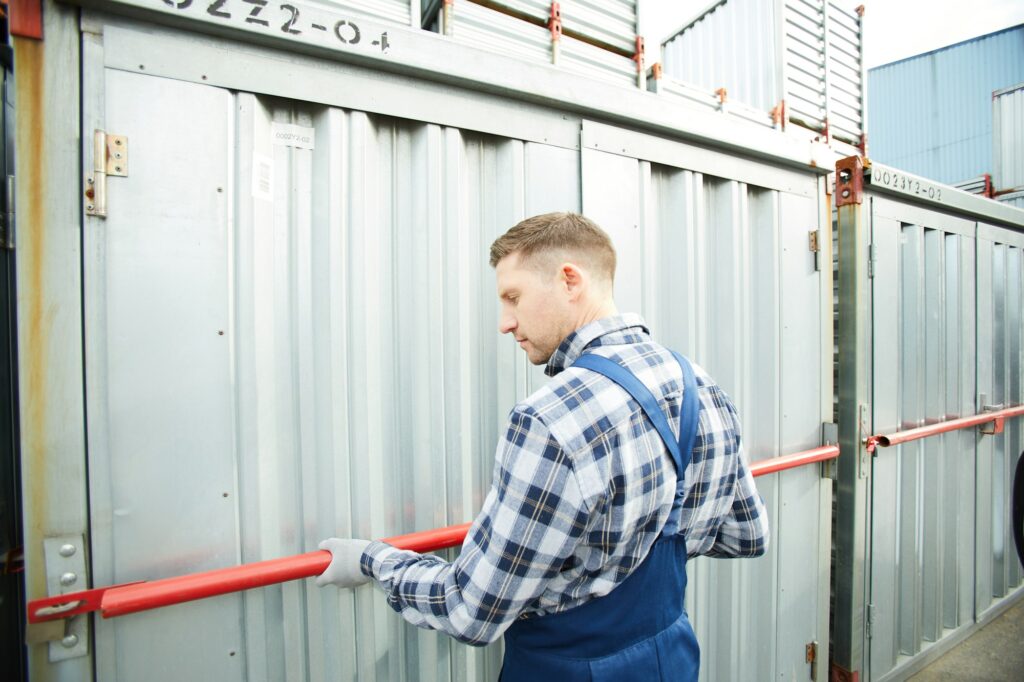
xmin=252 ymin=153 xmax=274 ymax=202
xmin=271 ymin=123 xmax=316 ymax=150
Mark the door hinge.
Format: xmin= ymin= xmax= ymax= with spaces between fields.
xmin=806 ymin=640 xmax=818 ymax=681
xmin=0 ymin=174 xmax=14 ymax=249
xmin=809 ymin=229 xmax=821 ymax=271
xmin=25 ymin=535 xmax=90 ymax=661
xmin=85 ymin=130 xmax=128 ymax=218
xmin=866 ymin=602 xmax=876 ymax=639
xmin=867 ymin=243 xmax=875 ymax=279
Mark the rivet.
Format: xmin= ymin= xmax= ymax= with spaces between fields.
xmin=61 ymin=634 xmax=79 ymax=648
xmin=842 ymin=189 xmax=850 ymax=198
xmin=87 ymin=177 xmax=94 ymax=185
xmin=115 ymin=166 xmax=122 ymax=173
xmin=59 ymin=544 xmax=76 ymax=557
xmin=87 ymin=205 xmax=94 ymax=211
xmin=115 ymin=139 xmax=122 ymax=146
xmin=60 ymin=572 xmax=78 ymax=587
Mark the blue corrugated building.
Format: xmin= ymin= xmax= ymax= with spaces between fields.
xmin=868 ymin=24 xmax=1024 ymax=185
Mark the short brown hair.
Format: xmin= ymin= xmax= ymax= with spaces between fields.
xmin=489 ymin=212 xmax=617 ymax=282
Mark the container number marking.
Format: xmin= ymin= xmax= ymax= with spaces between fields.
xmin=159 ymin=0 xmax=391 ymax=52
xmin=873 ymin=168 xmax=943 ymax=202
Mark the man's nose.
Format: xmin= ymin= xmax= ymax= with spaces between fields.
xmin=498 ymin=315 xmax=516 ymax=335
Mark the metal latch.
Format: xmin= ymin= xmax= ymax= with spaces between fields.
xmin=85 ymin=130 xmax=128 ymax=218
xmin=26 ymin=536 xmax=90 ymax=661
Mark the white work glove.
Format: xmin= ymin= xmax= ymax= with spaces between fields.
xmin=316 ymin=538 xmax=373 ymax=589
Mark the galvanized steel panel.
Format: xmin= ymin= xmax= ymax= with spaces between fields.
xmin=582 ymin=133 xmax=830 ymax=682
xmin=975 ymin=228 xmax=1024 ymax=614
xmin=448 ymin=2 xmax=636 ymax=87
xmin=993 ymin=83 xmax=1024 ymax=193
xmin=865 ymin=192 xmax=1024 ymax=681
xmin=868 ymin=25 xmax=1024 ymax=186
xmin=660 ymin=0 xmax=863 ymax=139
xmin=85 ymin=66 xmax=585 ymax=681
xmin=661 ymin=0 xmax=779 ymax=113
xmin=487 ymin=0 xmax=637 ymax=53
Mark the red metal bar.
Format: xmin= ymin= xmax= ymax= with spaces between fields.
xmin=749 ymin=445 xmax=839 ymax=477
xmin=865 ymin=404 xmax=1024 ymax=453
xmin=29 ymin=445 xmax=839 ymax=623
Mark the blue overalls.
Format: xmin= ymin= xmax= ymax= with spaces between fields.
xmin=500 ymin=351 xmax=701 ymax=682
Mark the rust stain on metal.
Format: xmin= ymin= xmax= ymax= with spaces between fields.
xmin=14 ymin=36 xmax=51 ymax=560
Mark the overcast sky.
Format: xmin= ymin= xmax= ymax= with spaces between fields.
xmin=641 ymin=0 xmax=1024 ymax=69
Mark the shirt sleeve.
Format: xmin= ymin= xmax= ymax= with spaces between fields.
xmin=358 ymin=405 xmax=591 ymax=646
xmin=703 ymin=401 xmax=770 ymax=559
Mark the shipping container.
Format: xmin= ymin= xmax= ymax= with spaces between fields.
xmin=659 ymin=0 xmax=865 ymax=146
xmin=11 ymin=1 xmax=1024 ymax=681
xmin=868 ymin=24 xmax=1024 ymax=186
xmin=993 ymin=82 xmax=1024 ymax=194
xmin=833 ymin=160 xmax=1024 ymax=681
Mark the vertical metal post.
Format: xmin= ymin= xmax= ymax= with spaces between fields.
xmin=833 ymin=155 xmax=869 ymax=682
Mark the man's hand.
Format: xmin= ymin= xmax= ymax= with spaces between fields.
xmin=316 ymin=538 xmax=373 ymax=589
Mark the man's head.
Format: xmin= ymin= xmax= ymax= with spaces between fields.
xmin=490 ymin=212 xmax=618 ymax=365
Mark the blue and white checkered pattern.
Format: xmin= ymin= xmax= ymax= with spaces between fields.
xmin=361 ymin=314 xmax=769 ymax=646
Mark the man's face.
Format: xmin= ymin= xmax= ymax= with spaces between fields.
xmin=495 ymin=253 xmax=572 ymax=365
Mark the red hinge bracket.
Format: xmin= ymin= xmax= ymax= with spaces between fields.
xmin=836 ymin=156 xmax=864 ymax=207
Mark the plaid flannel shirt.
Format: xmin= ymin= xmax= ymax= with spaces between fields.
xmin=360 ymin=313 xmax=769 ymax=646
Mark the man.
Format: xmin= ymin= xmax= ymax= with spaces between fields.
xmin=317 ymin=212 xmax=769 ymax=680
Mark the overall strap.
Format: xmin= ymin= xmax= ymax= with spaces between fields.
xmin=572 ymin=353 xmax=700 ymax=476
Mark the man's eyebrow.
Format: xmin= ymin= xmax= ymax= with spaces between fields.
xmin=499 ymin=289 xmax=518 ymax=300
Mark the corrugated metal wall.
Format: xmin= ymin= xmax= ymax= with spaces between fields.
xmin=86 ymin=68 xmax=575 ymax=681
xmin=447 ymin=2 xmax=637 ymax=87
xmin=975 ymin=225 xmax=1024 ymax=616
xmin=867 ymin=24 xmax=1024 ymax=186
xmin=993 ymin=83 xmax=1024 ymax=193
xmin=661 ymin=0 xmax=779 ymax=113
xmin=868 ymin=201 xmax=978 ymax=679
xmin=82 ymin=63 xmax=832 ymax=680
xmin=865 ymin=197 xmax=1024 ymax=681
xmin=581 ymin=122 xmax=832 ymax=682
xmin=660 ymin=0 xmax=864 ymax=141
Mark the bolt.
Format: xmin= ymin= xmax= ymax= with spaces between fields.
xmin=217 ymin=187 xmax=223 ymax=193
xmin=87 ymin=177 xmax=94 ymax=185
xmin=115 ymin=166 xmax=122 ymax=173
xmin=842 ymin=189 xmax=850 ymax=199
xmin=59 ymin=544 xmax=76 ymax=557
xmin=85 ymin=188 xmax=95 ymax=200
xmin=202 ymin=75 xmax=208 ymax=80
xmin=87 ymin=205 xmax=95 ymax=211
xmin=115 ymin=139 xmax=122 ymax=146
xmin=61 ymin=634 xmax=79 ymax=648
xmin=60 ymin=572 xmax=78 ymax=587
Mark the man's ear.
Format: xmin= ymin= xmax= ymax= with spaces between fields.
xmin=560 ymin=262 xmax=586 ymax=300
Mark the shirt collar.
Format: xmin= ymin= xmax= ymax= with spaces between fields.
xmin=545 ymin=313 xmax=650 ymax=376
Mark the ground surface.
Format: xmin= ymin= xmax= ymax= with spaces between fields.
xmin=908 ymin=596 xmax=1024 ymax=681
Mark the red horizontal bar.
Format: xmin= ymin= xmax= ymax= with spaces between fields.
xmin=29 ymin=446 xmax=835 ymax=623
xmin=749 ymin=445 xmax=839 ymax=477
xmin=866 ymin=404 xmax=1024 ymax=453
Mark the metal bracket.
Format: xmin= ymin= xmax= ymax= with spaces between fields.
xmin=836 ymin=156 xmax=864 ymax=207
xmin=85 ymin=130 xmax=128 ymax=218
xmin=0 ymin=175 xmax=13 ymax=250
xmin=809 ymin=229 xmax=821 ymax=271
xmin=806 ymin=640 xmax=818 ymax=681
xmin=33 ymin=535 xmax=89 ymax=661
xmin=858 ymin=404 xmax=870 ymax=478
xmin=821 ymin=423 xmax=838 ymax=479
xmin=979 ymin=397 xmax=1005 ymax=435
